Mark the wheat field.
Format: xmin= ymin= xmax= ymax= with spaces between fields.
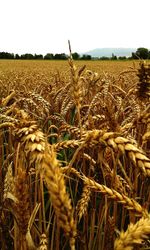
xmin=0 ymin=58 xmax=150 ymax=250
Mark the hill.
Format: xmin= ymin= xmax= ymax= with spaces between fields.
xmin=82 ymin=48 xmax=137 ymax=58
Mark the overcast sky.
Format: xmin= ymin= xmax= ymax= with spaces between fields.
xmin=0 ymin=0 xmax=149 ymax=55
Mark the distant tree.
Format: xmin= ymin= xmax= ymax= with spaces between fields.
xmin=20 ymin=54 xmax=25 ymax=59
xmin=131 ymin=52 xmax=138 ymax=59
xmin=20 ymin=53 xmax=34 ymax=60
xmin=54 ymin=54 xmax=59 ymax=60
xmin=15 ymin=54 xmax=20 ymax=59
xmin=27 ymin=54 xmax=34 ymax=59
xmin=54 ymin=53 xmax=67 ymax=60
xmin=118 ymin=56 xmax=127 ymax=60
xmin=72 ymin=52 xmax=80 ymax=60
xmin=0 ymin=52 xmax=14 ymax=59
xmin=80 ymin=54 xmax=91 ymax=60
xmin=99 ymin=56 xmax=110 ymax=60
xmin=44 ymin=53 xmax=54 ymax=60
xmin=111 ymin=53 xmax=117 ymax=60
xmin=34 ymin=54 xmax=43 ymax=60
xmin=135 ymin=48 xmax=149 ymax=59
xmin=10 ymin=53 xmax=14 ymax=59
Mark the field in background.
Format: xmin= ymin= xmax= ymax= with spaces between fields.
xmin=0 ymin=59 xmax=150 ymax=250
xmin=0 ymin=59 xmax=140 ymax=74
xmin=0 ymin=59 xmax=140 ymax=97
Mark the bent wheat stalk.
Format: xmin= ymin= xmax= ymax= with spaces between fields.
xmin=82 ymin=176 xmax=148 ymax=217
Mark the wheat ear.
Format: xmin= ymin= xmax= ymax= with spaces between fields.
xmin=76 ymin=184 xmax=91 ymax=222
xmin=82 ymin=176 xmax=148 ymax=217
xmin=114 ymin=215 xmax=150 ymax=250
xmin=79 ymin=130 xmax=150 ymax=176
xmin=38 ymin=234 xmax=48 ymax=250
xmin=14 ymin=167 xmax=30 ymax=235
xmin=14 ymin=119 xmax=76 ymax=249
xmin=41 ymin=148 xmax=77 ymax=250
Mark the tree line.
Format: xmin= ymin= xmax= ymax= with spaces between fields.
xmin=0 ymin=48 xmax=150 ymax=60
xmin=0 ymin=52 xmax=91 ymax=60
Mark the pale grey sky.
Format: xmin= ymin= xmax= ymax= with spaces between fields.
xmin=0 ymin=0 xmax=149 ymax=55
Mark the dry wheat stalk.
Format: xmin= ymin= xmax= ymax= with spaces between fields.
xmin=84 ymin=91 xmax=102 ymax=121
xmin=14 ymin=121 xmax=46 ymax=167
xmin=14 ymin=118 xmax=76 ymax=249
xmin=41 ymin=149 xmax=77 ymax=250
xmin=0 ymin=121 xmax=15 ymax=129
xmin=3 ymin=163 xmax=17 ymax=202
xmin=59 ymin=123 xmax=86 ymax=138
xmin=114 ymin=215 xmax=150 ymax=250
xmin=61 ymin=100 xmax=75 ymax=117
xmin=76 ymin=184 xmax=91 ymax=222
xmin=137 ymin=61 xmax=150 ymax=99
xmin=54 ymin=82 xmax=71 ymax=104
xmin=14 ymin=167 xmax=30 ymax=235
xmin=61 ymin=166 xmax=82 ymax=179
xmin=83 ymin=114 xmax=105 ymax=129
xmin=68 ymin=42 xmax=86 ymax=134
xmin=29 ymin=92 xmax=51 ymax=114
xmin=38 ymin=234 xmax=48 ymax=250
xmin=16 ymin=97 xmax=44 ymax=119
xmin=54 ymin=139 xmax=81 ymax=151
xmin=100 ymin=159 xmax=128 ymax=195
xmin=0 ymin=114 xmax=18 ymax=123
xmin=82 ymin=176 xmax=148 ymax=217
xmin=60 ymin=91 xmax=72 ymax=113
xmin=79 ymin=130 xmax=150 ymax=176
xmin=104 ymin=216 xmax=115 ymax=250
xmin=2 ymin=91 xmax=15 ymax=107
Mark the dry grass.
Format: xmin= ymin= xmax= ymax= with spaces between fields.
xmin=0 ymin=59 xmax=150 ymax=250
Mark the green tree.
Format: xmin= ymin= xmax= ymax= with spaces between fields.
xmin=135 ymin=47 xmax=149 ymax=59
xmin=44 ymin=53 xmax=54 ymax=60
xmin=131 ymin=52 xmax=137 ymax=59
xmin=99 ymin=56 xmax=110 ymax=60
xmin=15 ymin=54 xmax=20 ymax=59
xmin=20 ymin=54 xmax=34 ymax=59
xmin=80 ymin=54 xmax=91 ymax=60
xmin=54 ymin=53 xmax=67 ymax=60
xmin=118 ymin=56 xmax=127 ymax=60
xmin=0 ymin=52 xmax=14 ymax=59
xmin=111 ymin=53 xmax=117 ymax=60
xmin=72 ymin=52 xmax=80 ymax=60
xmin=34 ymin=54 xmax=43 ymax=59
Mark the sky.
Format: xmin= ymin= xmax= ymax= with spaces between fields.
xmin=0 ymin=0 xmax=150 ymax=55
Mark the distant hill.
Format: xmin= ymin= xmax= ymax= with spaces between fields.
xmin=82 ymin=48 xmax=137 ymax=58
